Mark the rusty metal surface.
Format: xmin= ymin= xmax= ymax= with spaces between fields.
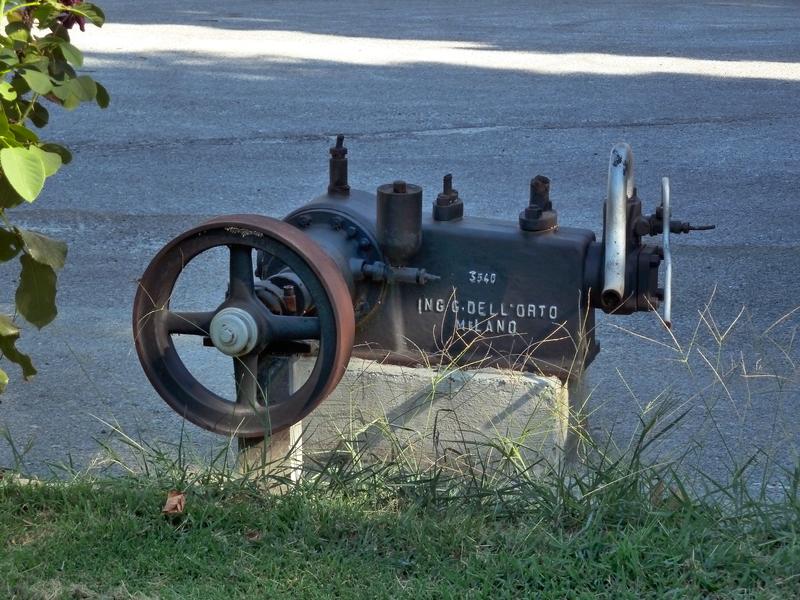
xmin=132 ymin=215 xmax=354 ymax=437
xmin=284 ymin=197 xmax=387 ymax=325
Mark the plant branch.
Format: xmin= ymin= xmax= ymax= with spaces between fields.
xmin=18 ymin=92 xmax=39 ymax=123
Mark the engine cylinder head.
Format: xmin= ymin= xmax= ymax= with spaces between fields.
xmin=376 ymin=180 xmax=422 ymax=265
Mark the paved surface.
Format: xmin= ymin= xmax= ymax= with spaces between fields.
xmin=1 ymin=0 xmax=799 ymax=483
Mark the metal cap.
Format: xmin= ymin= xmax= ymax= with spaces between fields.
xmin=519 ymin=175 xmax=557 ymax=232
xmin=209 ymin=307 xmax=259 ymax=356
xmin=433 ymin=174 xmax=464 ymax=221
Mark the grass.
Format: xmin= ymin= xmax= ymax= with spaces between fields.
xmin=1 ymin=423 xmax=799 ymax=599
xmin=1 ymin=295 xmax=798 ymax=598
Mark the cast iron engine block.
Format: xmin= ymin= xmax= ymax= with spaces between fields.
xmin=133 ymin=137 xmax=712 ymax=436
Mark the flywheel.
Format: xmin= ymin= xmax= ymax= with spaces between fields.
xmin=132 ymin=214 xmax=355 ymax=437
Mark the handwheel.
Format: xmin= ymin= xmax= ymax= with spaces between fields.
xmin=132 ymin=214 xmax=355 ymax=437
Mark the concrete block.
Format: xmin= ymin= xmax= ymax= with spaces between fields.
xmin=297 ymin=358 xmax=573 ymax=467
xmin=237 ymin=422 xmax=303 ymax=489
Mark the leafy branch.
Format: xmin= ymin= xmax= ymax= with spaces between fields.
xmin=0 ymin=0 xmax=107 ymax=392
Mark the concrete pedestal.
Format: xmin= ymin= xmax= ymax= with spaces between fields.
xmin=238 ymin=357 xmax=576 ymax=478
xmin=299 ymin=358 xmax=574 ymax=469
xmin=237 ymin=422 xmax=303 ymax=483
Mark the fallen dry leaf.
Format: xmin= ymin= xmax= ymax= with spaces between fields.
xmin=244 ymin=529 xmax=262 ymax=542
xmin=162 ymin=490 xmax=186 ymax=515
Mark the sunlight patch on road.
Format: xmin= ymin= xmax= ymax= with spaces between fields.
xmin=83 ymin=25 xmax=800 ymax=81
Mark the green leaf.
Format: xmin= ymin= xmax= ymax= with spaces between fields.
xmin=29 ymin=146 xmax=61 ymax=177
xmin=10 ymin=73 xmax=30 ymax=97
xmin=0 ymin=175 xmax=25 ymax=209
xmin=0 ymin=226 xmax=21 ymax=261
xmin=49 ymin=82 xmax=69 ymax=100
xmin=0 ymin=367 xmax=8 ymax=392
xmin=24 ymin=56 xmax=50 ymax=72
xmin=51 ymin=76 xmax=96 ymax=110
xmin=19 ymin=228 xmax=66 ymax=270
xmin=72 ymin=3 xmax=106 ymax=27
xmin=16 ymin=253 xmax=57 ymax=328
xmin=68 ymin=75 xmax=97 ymax=102
xmin=0 ymin=313 xmax=36 ymax=380
xmin=40 ymin=142 xmax=72 ymax=165
xmin=1 ymin=99 xmax=22 ymax=125
xmin=52 ymin=60 xmax=76 ymax=80
xmin=9 ymin=124 xmax=38 ymax=143
xmin=0 ymin=47 xmax=18 ymax=66
xmin=0 ymin=147 xmax=45 ymax=202
xmin=95 ymin=82 xmax=110 ymax=108
xmin=20 ymin=69 xmax=52 ymax=95
xmin=27 ymin=101 xmax=49 ymax=128
xmin=59 ymin=41 xmax=83 ymax=68
xmin=33 ymin=5 xmax=60 ymax=28
xmin=0 ymin=314 xmax=20 ymax=338
xmin=5 ymin=22 xmax=30 ymax=43
xmin=0 ymin=328 xmax=37 ymax=381
xmin=0 ymin=81 xmax=17 ymax=101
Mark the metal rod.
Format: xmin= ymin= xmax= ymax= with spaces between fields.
xmin=661 ymin=177 xmax=672 ymax=328
xmin=602 ymin=142 xmax=635 ymax=308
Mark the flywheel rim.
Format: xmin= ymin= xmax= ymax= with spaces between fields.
xmin=132 ymin=214 xmax=355 ymax=437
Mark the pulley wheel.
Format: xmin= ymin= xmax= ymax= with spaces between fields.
xmin=132 ymin=214 xmax=355 ymax=437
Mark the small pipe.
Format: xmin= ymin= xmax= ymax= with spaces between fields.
xmin=602 ymin=142 xmax=635 ymax=309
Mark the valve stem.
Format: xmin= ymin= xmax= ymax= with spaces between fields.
xmin=354 ymin=260 xmax=440 ymax=285
xmin=442 ymin=173 xmax=453 ymax=196
xmin=328 ymin=134 xmax=350 ymax=196
xmin=433 ymin=173 xmax=464 ymax=221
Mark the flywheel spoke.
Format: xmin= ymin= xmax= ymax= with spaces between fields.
xmin=229 ymin=244 xmax=255 ymax=300
xmin=269 ymin=315 xmax=321 ymax=341
xmin=164 ymin=311 xmax=215 ymax=335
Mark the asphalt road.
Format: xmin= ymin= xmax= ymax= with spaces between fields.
xmin=1 ymin=0 xmax=798 ymax=484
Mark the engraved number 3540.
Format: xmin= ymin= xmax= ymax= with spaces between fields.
xmin=469 ymin=271 xmax=497 ymax=284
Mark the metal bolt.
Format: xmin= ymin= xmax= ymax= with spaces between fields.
xmin=392 ymin=180 xmax=407 ymax=194
xmin=283 ymin=284 xmax=297 ymax=314
xmin=530 ymin=175 xmax=550 ymax=208
xmin=331 ymin=217 xmax=343 ymax=230
xmin=330 ymin=134 xmax=347 ymax=159
xmin=358 ymin=237 xmax=371 ymax=249
xmin=219 ymin=325 xmax=235 ymax=344
xmin=437 ymin=174 xmax=458 ymax=206
xmin=346 ymin=226 xmax=357 ymax=238
xmin=297 ymin=215 xmax=312 ymax=228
